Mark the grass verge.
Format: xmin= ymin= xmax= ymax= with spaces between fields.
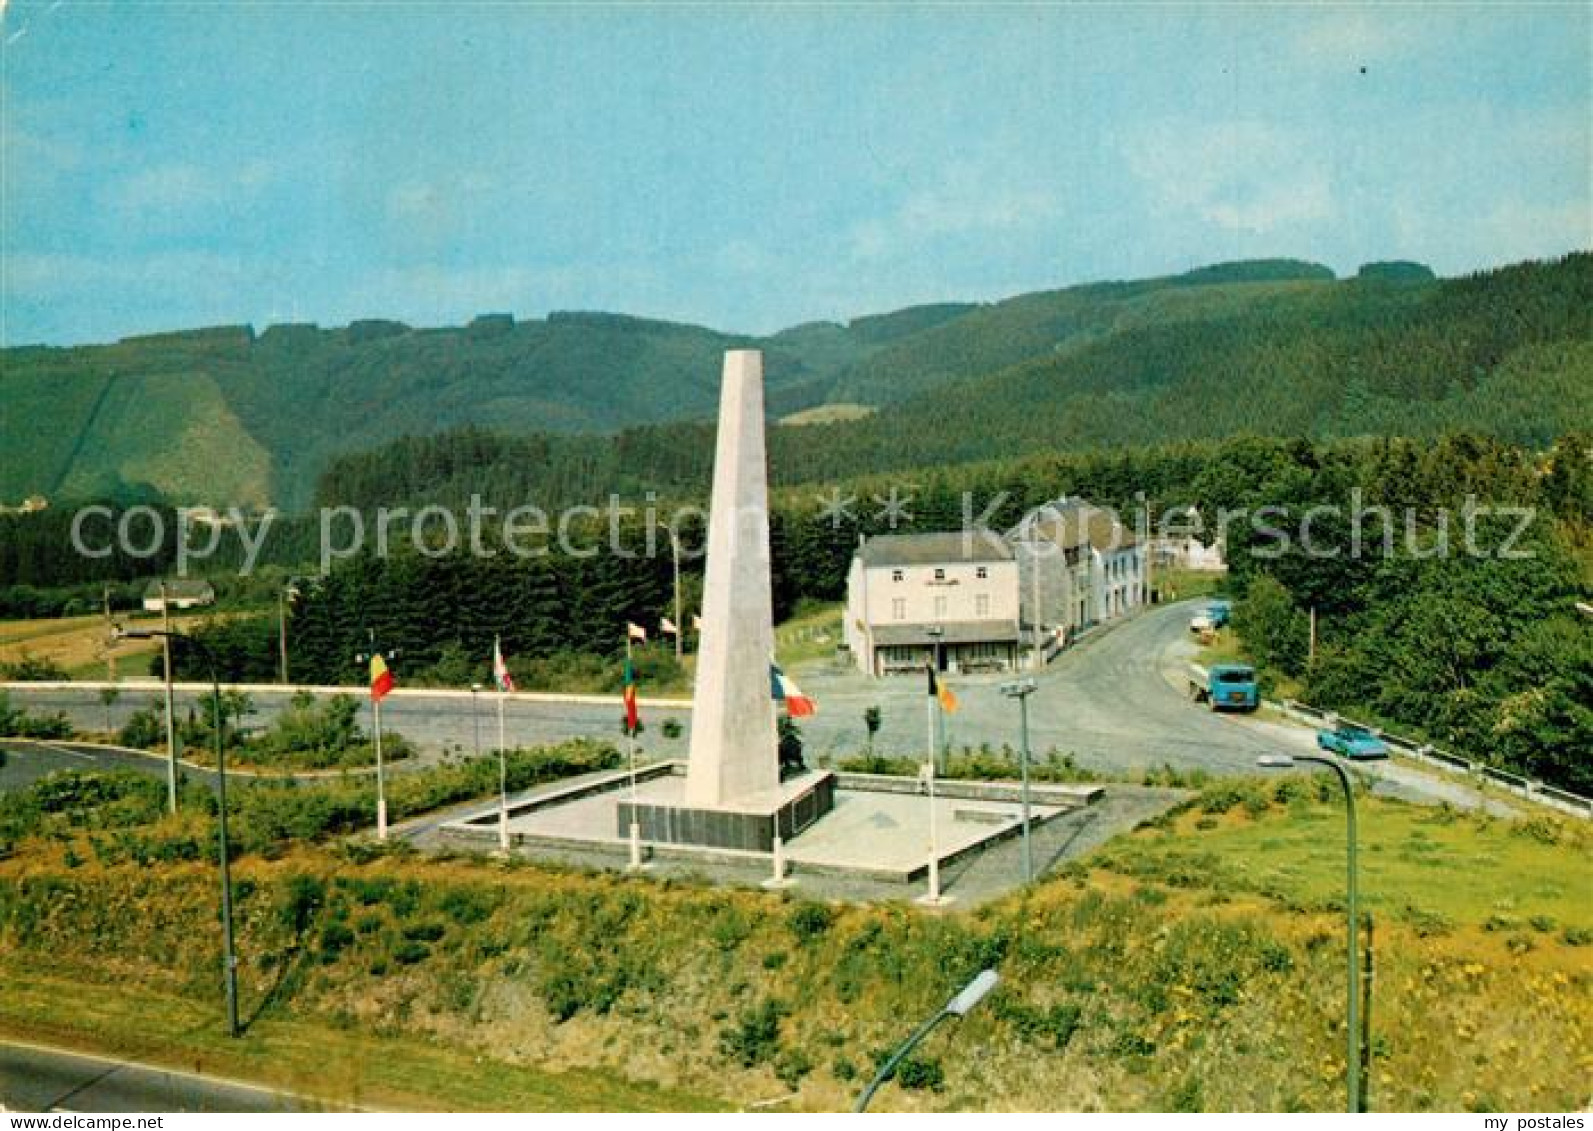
xmin=0 ymin=968 xmax=724 ymax=1112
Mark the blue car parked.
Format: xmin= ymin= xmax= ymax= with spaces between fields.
xmin=1316 ymin=722 xmax=1390 ymax=760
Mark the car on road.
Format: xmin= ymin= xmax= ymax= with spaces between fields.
xmin=1188 ymin=600 xmax=1233 ymax=634
xmin=1316 ymin=722 xmax=1390 ymax=760
xmin=1187 ymin=662 xmax=1259 ymax=711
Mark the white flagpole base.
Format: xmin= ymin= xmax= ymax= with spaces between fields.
xmin=626 ymin=821 xmax=651 ymax=871
xmin=761 ymin=835 xmax=796 ymax=889
xmin=915 ymin=857 xmax=954 ymax=907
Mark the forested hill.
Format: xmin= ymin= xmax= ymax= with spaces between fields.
xmin=774 ymin=253 xmax=1592 ymax=483
xmin=5 ymin=254 xmax=1589 ymax=510
xmin=314 ymin=253 xmax=1592 ymax=510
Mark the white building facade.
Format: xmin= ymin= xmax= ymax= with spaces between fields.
xmin=844 ymin=532 xmax=1021 ymax=677
xmin=1007 ymin=498 xmax=1147 ymax=662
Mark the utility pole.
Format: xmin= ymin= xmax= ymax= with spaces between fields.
xmin=1139 ymin=492 xmax=1153 ymax=607
xmin=160 ymin=581 xmax=178 ymax=812
xmin=112 ymin=627 xmax=238 ymax=1037
xmin=1029 ymin=532 xmax=1043 ymax=671
xmin=1309 ymin=606 xmax=1319 ymax=666
xmin=101 ymin=585 xmax=117 ymax=684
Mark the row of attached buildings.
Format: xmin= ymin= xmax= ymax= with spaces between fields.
xmin=842 ymin=497 xmax=1152 ymax=677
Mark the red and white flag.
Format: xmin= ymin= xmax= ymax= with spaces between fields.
xmin=492 ymin=636 xmax=515 ymax=693
xmin=770 ymin=662 xmax=817 ymax=717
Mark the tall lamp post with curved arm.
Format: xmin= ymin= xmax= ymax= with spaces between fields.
xmin=114 ymin=625 xmax=240 ymax=1039
xmin=1259 ymin=752 xmax=1360 ymax=1111
xmin=854 ymin=969 xmax=1000 ymax=1112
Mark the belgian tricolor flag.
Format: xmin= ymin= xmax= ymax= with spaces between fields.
xmin=622 ymin=657 xmax=639 ymax=735
xmin=370 ymin=654 xmax=395 ymax=702
xmin=926 ymin=662 xmax=958 ymax=713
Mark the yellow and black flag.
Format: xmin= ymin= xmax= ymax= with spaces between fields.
xmin=926 ymin=661 xmax=959 ymax=713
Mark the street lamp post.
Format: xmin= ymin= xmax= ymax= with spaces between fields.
xmin=1259 ymin=753 xmax=1360 ymax=1112
xmin=1000 ymin=677 xmax=1038 ymax=883
xmin=276 ymin=574 xmax=318 ymax=687
xmin=114 ymin=626 xmax=239 ymax=1039
xmin=854 ymin=969 xmax=1001 ymax=1112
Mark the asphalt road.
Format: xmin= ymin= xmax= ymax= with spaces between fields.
xmin=1 ymin=602 xmax=1508 ymax=810
xmin=0 ymin=1041 xmax=328 ymax=1112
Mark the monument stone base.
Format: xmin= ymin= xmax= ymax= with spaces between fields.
xmin=617 ymin=769 xmax=836 ymax=852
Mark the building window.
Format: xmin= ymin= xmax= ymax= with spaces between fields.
xmin=891 ymin=569 xmax=904 ymax=582
xmin=892 ymin=598 xmax=906 ymax=620
xmin=934 ymin=567 xmax=946 ymax=581
xmin=933 ymin=595 xmax=948 ymax=618
xmin=975 ymin=593 xmax=991 ymax=617
xmin=976 ymin=566 xmax=988 ymax=579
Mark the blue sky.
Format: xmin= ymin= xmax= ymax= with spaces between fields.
xmin=3 ymin=3 xmax=1588 ymax=345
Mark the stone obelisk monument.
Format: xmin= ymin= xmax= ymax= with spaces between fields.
xmin=684 ymin=349 xmax=780 ymax=806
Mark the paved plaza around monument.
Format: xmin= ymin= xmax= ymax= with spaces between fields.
xmin=446 ymin=766 xmax=1071 ymax=879
xmin=418 ymin=766 xmax=1186 ymax=907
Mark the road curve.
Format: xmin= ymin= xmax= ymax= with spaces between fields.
xmin=1 ymin=602 xmax=1513 ymax=811
xmin=0 ymin=1040 xmax=334 ymax=1112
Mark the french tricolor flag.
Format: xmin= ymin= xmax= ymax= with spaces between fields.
xmin=770 ymin=662 xmax=817 ymax=717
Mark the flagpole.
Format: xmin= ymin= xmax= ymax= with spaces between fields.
xmin=924 ymin=689 xmax=942 ymax=904
xmin=497 ymin=637 xmax=510 ymax=854
xmin=626 ymin=629 xmax=635 ymax=801
xmin=669 ymin=525 xmax=683 ymax=663
xmin=625 ymin=628 xmax=643 ymax=869
xmin=373 ymin=695 xmax=387 ymax=841
xmin=366 ymin=631 xmax=390 ymax=842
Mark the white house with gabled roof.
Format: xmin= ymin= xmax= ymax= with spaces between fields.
xmin=843 ymin=531 xmax=1020 ymax=677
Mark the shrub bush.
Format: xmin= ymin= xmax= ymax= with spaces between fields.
xmin=392 ymin=940 xmax=430 ymax=965
xmin=720 ymin=999 xmax=787 ymax=1067
xmin=894 ymin=1055 xmax=944 ymax=1091
xmin=786 ymin=901 xmax=835 ymax=944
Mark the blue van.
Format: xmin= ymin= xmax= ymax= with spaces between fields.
xmin=1188 ymin=662 xmax=1259 ymax=711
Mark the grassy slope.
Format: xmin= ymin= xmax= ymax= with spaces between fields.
xmin=0 ymin=971 xmax=719 ymax=1111
xmin=1 ymin=786 xmax=1587 ymax=1112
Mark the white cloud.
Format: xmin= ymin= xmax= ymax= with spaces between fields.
xmin=384 ymin=172 xmax=499 ymax=226
xmin=1124 ymin=119 xmax=1336 ymax=235
xmin=8 ymin=250 xmax=250 ymax=297
xmin=1288 ymin=11 xmax=1425 ymax=68
xmin=845 ymin=168 xmax=1064 ymax=263
xmin=1391 ymin=195 xmax=1592 ymax=272
xmin=105 ymin=160 xmax=274 ymax=215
